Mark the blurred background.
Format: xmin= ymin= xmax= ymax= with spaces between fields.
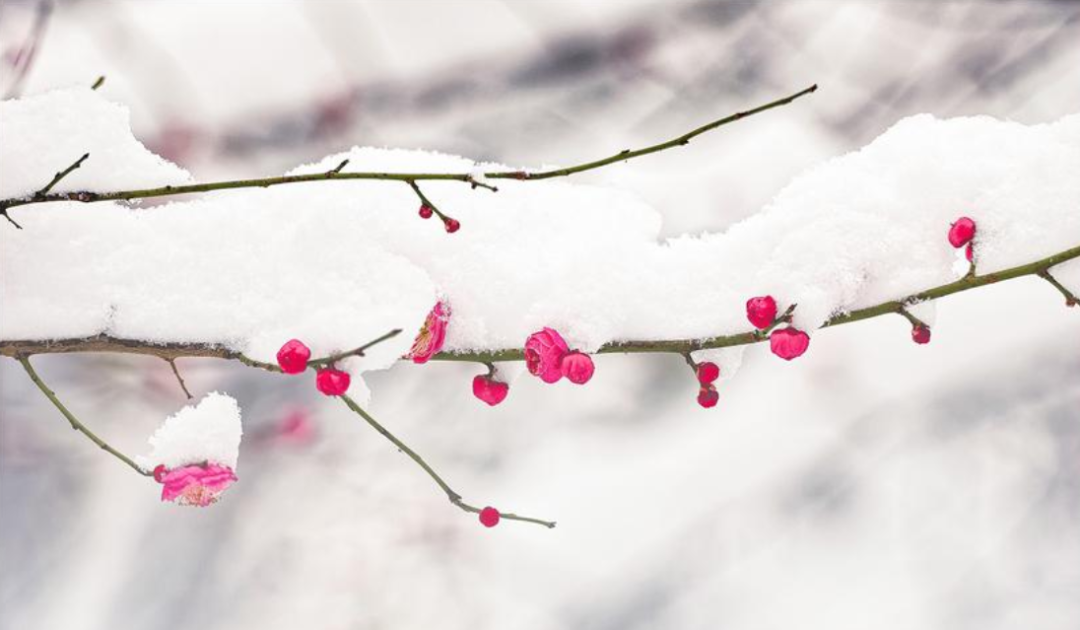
xmin=1 ymin=1 xmax=1079 ymax=629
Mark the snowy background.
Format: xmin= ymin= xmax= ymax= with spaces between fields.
xmin=2 ymin=1 xmax=1080 ymax=629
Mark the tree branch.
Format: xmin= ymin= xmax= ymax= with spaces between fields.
xmin=3 ymin=241 xmax=1076 ymax=363
xmin=1037 ymin=270 xmax=1078 ymax=307
xmin=340 ymin=394 xmax=556 ymax=528
xmin=17 ymin=355 xmax=150 ymax=476
xmin=0 ymin=85 xmax=817 ymax=213
xmin=35 ymin=153 xmax=90 ymax=197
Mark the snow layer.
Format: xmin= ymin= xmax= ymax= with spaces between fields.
xmin=137 ymin=392 xmax=242 ymax=470
xmin=2 ymin=90 xmax=1079 ymax=387
xmin=0 ymin=88 xmax=190 ymax=199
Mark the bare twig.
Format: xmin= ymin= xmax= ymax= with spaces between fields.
xmin=91 ymin=75 xmax=106 ymax=90
xmin=166 ymin=358 xmax=193 ymax=399
xmin=897 ymin=305 xmax=929 ymax=328
xmin=1037 ymin=270 xmax=1078 ymax=307
xmin=0 ymin=85 xmax=818 ymax=212
xmin=36 ymin=153 xmax=89 ymax=197
xmin=18 ymin=355 xmax=150 ymax=476
xmin=309 ymin=328 xmax=403 ymax=367
xmin=340 ymin=394 xmax=556 ymax=529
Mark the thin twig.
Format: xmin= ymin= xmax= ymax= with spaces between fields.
xmin=1037 ymin=270 xmax=1078 ymax=307
xmin=3 ymin=242 xmax=1078 ymax=363
xmin=405 ymin=179 xmax=454 ymax=224
xmin=309 ymin=328 xmax=403 ymax=366
xmin=340 ymin=394 xmax=556 ymax=529
xmin=90 ymin=75 xmax=106 ymax=90
xmin=0 ymin=85 xmax=817 ymax=212
xmin=166 ymin=358 xmax=193 ymax=399
xmin=897 ymin=305 xmax=929 ymax=328
xmin=36 ymin=153 xmax=89 ymax=197
xmin=17 ymin=355 xmax=150 ymax=476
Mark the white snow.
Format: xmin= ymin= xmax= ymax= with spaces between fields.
xmin=0 ymin=88 xmax=190 ymax=199
xmin=2 ymin=90 xmax=1079 ymax=390
xmin=137 ymin=391 xmax=243 ymax=470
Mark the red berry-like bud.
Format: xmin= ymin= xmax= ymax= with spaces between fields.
xmin=696 ymin=361 xmax=720 ymax=384
xmin=444 ymin=218 xmax=461 ymax=233
xmin=479 ymin=506 xmax=501 ymax=528
xmin=697 ymin=384 xmax=719 ymax=408
xmin=276 ymin=339 xmax=311 ymax=374
xmin=418 ymin=204 xmax=434 ymax=219
xmin=746 ymin=296 xmax=778 ymax=330
xmin=965 ymin=243 xmax=974 ymax=262
xmin=948 ymin=216 xmax=977 ymax=248
xmin=152 ymin=464 xmax=167 ymax=482
xmin=769 ymin=327 xmax=810 ymax=360
xmin=315 ymin=367 xmax=351 ymax=396
xmin=472 ymin=374 xmax=509 ymax=406
xmin=560 ymin=351 xmax=595 ymax=385
xmin=911 ymin=325 xmax=931 ymax=345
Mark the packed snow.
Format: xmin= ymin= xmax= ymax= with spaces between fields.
xmin=2 ymin=88 xmax=1079 ymax=389
xmin=136 ymin=391 xmax=243 ymax=470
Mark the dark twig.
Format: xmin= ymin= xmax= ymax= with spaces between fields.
xmin=18 ymin=355 xmax=150 ymax=476
xmin=36 ymin=153 xmax=89 ymax=197
xmin=91 ymin=75 xmax=106 ymax=90
xmin=166 ymin=358 xmax=193 ymax=399
xmin=340 ymin=394 xmax=556 ymax=529
xmin=309 ymin=328 xmax=403 ymax=366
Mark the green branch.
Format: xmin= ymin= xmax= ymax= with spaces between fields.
xmin=0 ymin=85 xmax=817 ymax=214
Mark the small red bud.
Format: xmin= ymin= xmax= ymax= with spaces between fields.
xmin=276 ymin=339 xmax=311 ymax=374
xmin=769 ymin=327 xmax=810 ymax=360
xmin=965 ymin=242 xmax=974 ymax=262
xmin=479 ymin=506 xmax=501 ymax=527
xmin=444 ymin=218 xmax=460 ymax=233
xmin=697 ymin=384 xmax=719 ymax=408
xmin=696 ymin=361 xmax=720 ymax=385
xmin=418 ymin=204 xmax=434 ymax=219
xmin=746 ymin=296 xmax=778 ymax=330
xmin=315 ymin=367 xmax=351 ymax=396
xmin=152 ymin=464 xmax=167 ymax=482
xmin=911 ymin=325 xmax=931 ymax=345
xmin=948 ymin=216 xmax=977 ymax=248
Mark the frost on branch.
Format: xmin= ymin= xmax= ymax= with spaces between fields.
xmin=2 ymin=89 xmax=1080 ymax=399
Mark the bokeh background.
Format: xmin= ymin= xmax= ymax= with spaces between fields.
xmin=2 ymin=1 xmax=1079 ymax=629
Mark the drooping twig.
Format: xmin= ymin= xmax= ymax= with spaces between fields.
xmin=17 ymin=355 xmax=150 ymax=476
xmin=166 ymin=358 xmax=193 ymax=399
xmin=4 ymin=242 xmax=1078 ymax=363
xmin=91 ymin=75 xmax=106 ymax=90
xmin=340 ymin=394 xmax=556 ymax=529
xmin=405 ymin=179 xmax=455 ymax=225
xmin=0 ymin=85 xmax=818 ymax=212
xmin=1037 ymin=270 xmax=1078 ymax=307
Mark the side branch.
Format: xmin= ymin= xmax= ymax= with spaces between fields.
xmin=0 ymin=85 xmax=817 ymax=212
xmin=18 ymin=356 xmax=150 ymax=476
xmin=340 ymin=394 xmax=556 ymax=528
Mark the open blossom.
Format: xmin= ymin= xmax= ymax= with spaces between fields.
xmin=525 ymin=327 xmax=570 ymax=383
xmin=156 ymin=463 xmax=237 ymax=507
xmin=408 ymin=301 xmax=451 ymax=363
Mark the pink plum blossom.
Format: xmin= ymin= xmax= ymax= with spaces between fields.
xmin=525 ymin=327 xmax=570 ymax=383
xmin=157 ymin=463 xmax=237 ymax=507
xmin=408 ymin=301 xmax=451 ymax=363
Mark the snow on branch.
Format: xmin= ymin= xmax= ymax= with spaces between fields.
xmin=3 ymin=85 xmax=1079 ymax=528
